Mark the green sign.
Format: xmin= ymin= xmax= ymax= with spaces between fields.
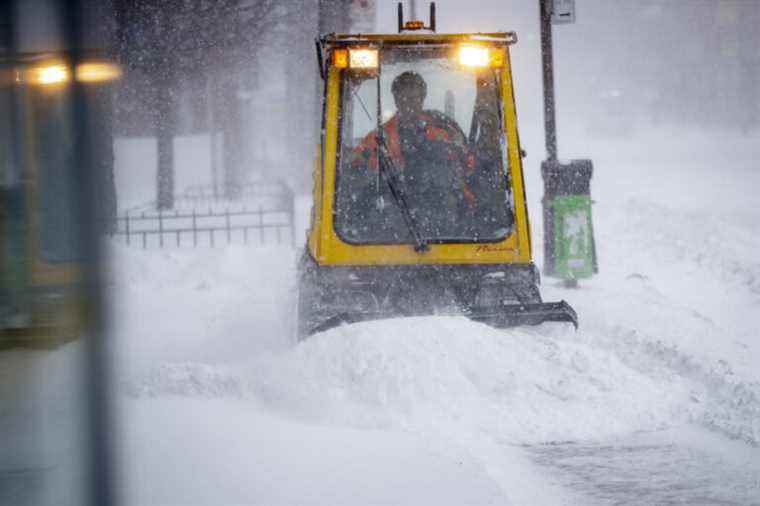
xmin=553 ymin=195 xmax=594 ymax=280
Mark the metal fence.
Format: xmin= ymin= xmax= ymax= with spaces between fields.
xmin=179 ymin=181 xmax=291 ymax=206
xmin=110 ymin=182 xmax=295 ymax=249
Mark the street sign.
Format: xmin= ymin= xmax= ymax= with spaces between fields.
xmin=552 ymin=0 xmax=575 ymax=24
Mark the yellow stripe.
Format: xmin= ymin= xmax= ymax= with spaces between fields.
xmin=319 ymin=66 xmax=342 ymax=262
xmin=502 ymin=47 xmax=532 ymax=262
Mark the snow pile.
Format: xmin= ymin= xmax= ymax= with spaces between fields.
xmin=617 ymin=196 xmax=760 ymax=301
xmin=123 ymin=362 xmax=243 ymax=398
xmin=108 ymin=242 xmax=296 ymax=379
xmin=234 ymin=318 xmax=692 ymax=443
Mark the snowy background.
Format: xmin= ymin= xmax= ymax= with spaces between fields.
xmin=2 ymin=0 xmax=759 ymax=504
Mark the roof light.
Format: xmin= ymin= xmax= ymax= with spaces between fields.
xmin=333 ymin=48 xmax=378 ymax=70
xmin=333 ymin=49 xmax=349 ymax=69
xmin=348 ymin=48 xmax=378 ymax=69
xmin=404 ymin=20 xmax=425 ymax=30
xmin=458 ymin=46 xmax=490 ymax=68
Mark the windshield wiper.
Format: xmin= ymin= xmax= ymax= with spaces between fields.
xmin=373 ymin=73 xmax=429 ymax=253
xmin=375 ymin=136 xmax=429 ymax=252
xmin=349 ymin=74 xmax=428 ymax=252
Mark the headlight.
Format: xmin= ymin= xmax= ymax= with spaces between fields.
xmin=333 ymin=48 xmax=379 ymax=69
xmin=348 ymin=48 xmax=378 ymax=69
xmin=458 ymin=45 xmax=504 ymax=68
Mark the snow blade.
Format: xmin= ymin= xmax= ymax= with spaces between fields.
xmin=465 ymin=301 xmax=578 ymax=330
xmin=307 ymin=301 xmax=578 ymax=336
xmin=308 ymin=312 xmax=401 ymax=335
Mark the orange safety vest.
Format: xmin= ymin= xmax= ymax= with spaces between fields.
xmin=350 ymin=113 xmax=477 ymax=206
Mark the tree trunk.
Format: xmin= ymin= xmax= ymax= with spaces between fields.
xmin=91 ymin=86 xmax=118 ymax=232
xmin=206 ymin=73 xmax=220 ymax=198
xmin=156 ymin=79 xmax=175 ymax=210
xmin=219 ymin=78 xmax=242 ymax=200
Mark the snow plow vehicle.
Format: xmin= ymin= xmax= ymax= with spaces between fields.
xmin=296 ymin=6 xmax=577 ymax=339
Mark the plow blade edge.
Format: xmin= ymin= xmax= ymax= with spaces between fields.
xmin=465 ymin=300 xmax=578 ymax=329
xmin=307 ymin=300 xmax=578 ymax=336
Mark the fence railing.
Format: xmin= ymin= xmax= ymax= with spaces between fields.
xmin=110 ymin=206 xmax=294 ymax=248
xmin=179 ymin=181 xmax=291 ymax=206
xmin=111 ymin=181 xmax=295 ymax=248
xmin=125 ymin=180 xmax=295 ymax=213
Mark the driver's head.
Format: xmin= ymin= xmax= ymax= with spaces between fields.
xmin=392 ymin=71 xmax=426 ymax=118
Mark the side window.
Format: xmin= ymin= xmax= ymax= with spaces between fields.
xmin=342 ymin=74 xmax=378 ymax=149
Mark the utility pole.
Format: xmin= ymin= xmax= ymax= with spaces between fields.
xmin=540 ymin=0 xmax=557 ymax=161
xmin=539 ymin=0 xmax=597 ymax=286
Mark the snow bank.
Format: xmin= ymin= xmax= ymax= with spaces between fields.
xmin=128 ymin=317 xmax=695 ymax=443
xmin=108 ymin=242 xmax=296 ymax=380
xmin=247 ymin=318 xmax=696 ymax=442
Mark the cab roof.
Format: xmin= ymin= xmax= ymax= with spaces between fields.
xmin=320 ymin=32 xmax=517 ymax=47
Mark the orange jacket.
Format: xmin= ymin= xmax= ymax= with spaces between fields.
xmin=349 ymin=112 xmax=477 ymax=205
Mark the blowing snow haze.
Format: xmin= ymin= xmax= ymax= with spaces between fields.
xmin=1 ymin=1 xmax=759 ymax=506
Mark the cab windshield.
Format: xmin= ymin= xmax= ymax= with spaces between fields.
xmin=334 ymin=45 xmax=514 ymax=245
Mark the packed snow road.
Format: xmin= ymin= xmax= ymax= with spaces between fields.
xmin=528 ymin=428 xmax=760 ymax=506
xmin=108 ymin=129 xmax=760 ymax=505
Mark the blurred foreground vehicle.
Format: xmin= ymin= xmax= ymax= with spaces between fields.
xmin=1 ymin=52 xmax=118 ymax=348
xmin=296 ymin=4 xmax=577 ymax=339
xmin=1 ymin=1 xmax=117 ymax=504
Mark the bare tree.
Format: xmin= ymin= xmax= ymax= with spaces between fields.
xmin=114 ymin=0 xmax=279 ymax=208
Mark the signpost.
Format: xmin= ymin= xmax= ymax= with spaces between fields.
xmin=551 ymin=0 xmax=575 ymax=24
xmin=539 ymin=0 xmax=597 ymax=286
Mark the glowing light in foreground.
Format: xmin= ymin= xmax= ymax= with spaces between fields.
xmin=24 ymin=62 xmax=123 ymax=86
xmin=35 ymin=65 xmax=69 ymax=85
xmin=76 ymin=62 xmax=122 ymax=83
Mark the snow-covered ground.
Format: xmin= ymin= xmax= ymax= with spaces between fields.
xmin=107 ymin=127 xmax=760 ymax=505
xmin=3 ymin=128 xmax=757 ymax=505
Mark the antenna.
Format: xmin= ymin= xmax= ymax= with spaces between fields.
xmin=398 ymin=2 xmax=437 ymax=32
